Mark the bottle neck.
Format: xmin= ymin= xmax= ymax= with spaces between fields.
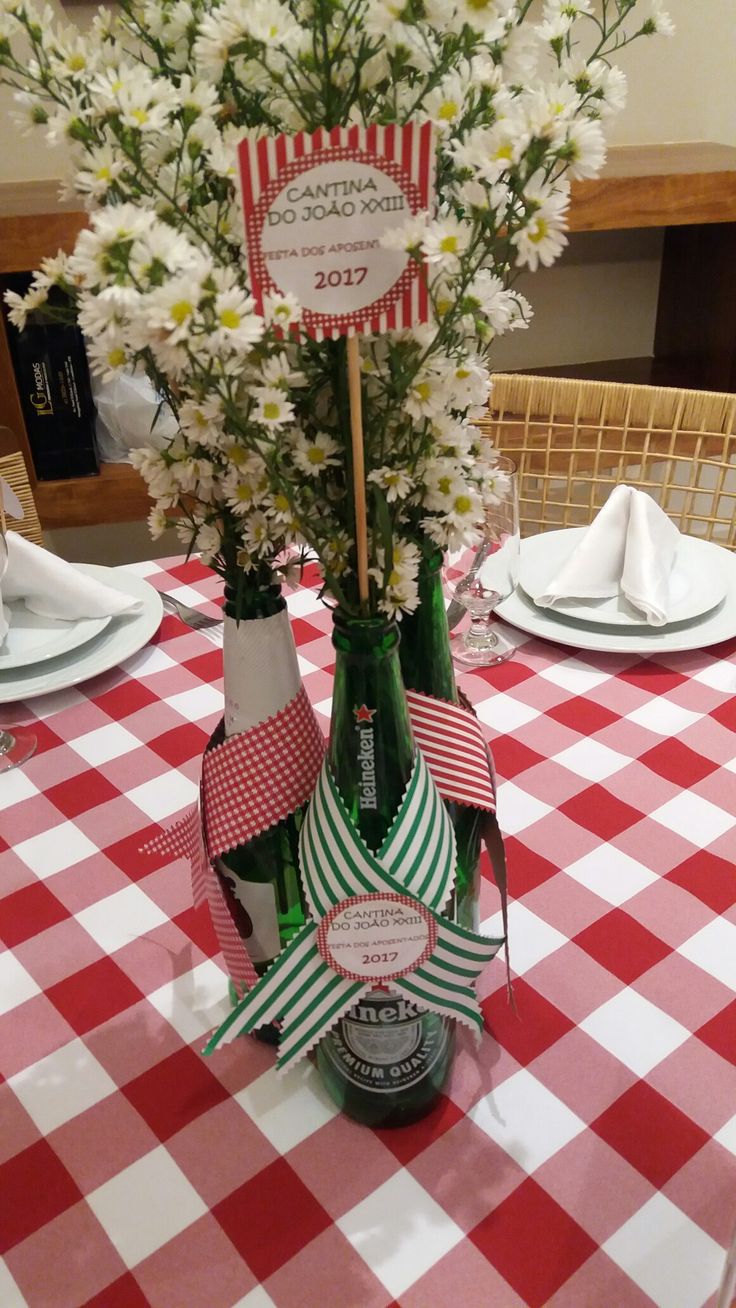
xmin=398 ymin=549 xmax=459 ymax=705
xmin=328 ymin=612 xmax=415 ymax=852
xmin=222 ymin=577 xmax=300 ymax=737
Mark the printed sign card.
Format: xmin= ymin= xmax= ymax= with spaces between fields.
xmin=237 ymin=122 xmax=436 ymax=339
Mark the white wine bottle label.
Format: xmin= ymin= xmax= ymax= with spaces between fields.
xmin=223 ymin=608 xmax=301 ymax=737
xmin=321 ymin=994 xmax=451 ymax=1094
xmin=215 ymin=864 xmax=280 ymax=963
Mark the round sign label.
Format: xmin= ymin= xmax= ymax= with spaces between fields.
xmin=260 ymin=159 xmax=410 ymax=316
xmin=317 ymin=893 xmax=437 ymax=983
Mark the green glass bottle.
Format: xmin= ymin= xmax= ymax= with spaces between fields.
xmin=210 ymin=580 xmax=307 ymax=1042
xmin=399 ymin=548 xmax=483 ymax=933
xmin=316 ymin=612 xmax=454 ymax=1126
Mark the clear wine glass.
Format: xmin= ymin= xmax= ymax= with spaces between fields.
xmin=0 ymin=531 xmax=37 ymax=772
xmin=444 ymin=456 xmax=520 ymax=667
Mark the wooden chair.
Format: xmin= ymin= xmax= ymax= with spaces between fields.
xmin=0 ymin=451 xmax=43 ymax=546
xmin=480 ymin=374 xmax=736 ymax=549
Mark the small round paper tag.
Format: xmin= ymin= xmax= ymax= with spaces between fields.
xmin=317 ymin=893 xmax=437 ymax=983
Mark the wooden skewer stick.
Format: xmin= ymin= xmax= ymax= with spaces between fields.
xmin=0 ymin=479 xmax=6 ymax=539
xmin=346 ymin=333 xmax=369 ymax=606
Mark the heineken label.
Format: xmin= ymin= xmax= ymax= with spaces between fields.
xmin=317 ymin=892 xmax=436 ymax=982
xmin=321 ymin=993 xmax=451 ymax=1093
xmin=354 ymin=703 xmax=377 ymax=810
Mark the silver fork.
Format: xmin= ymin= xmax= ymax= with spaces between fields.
xmin=160 ymin=592 xmax=224 ymax=646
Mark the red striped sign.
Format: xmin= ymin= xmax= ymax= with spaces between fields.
xmin=238 ymin=122 xmax=435 ymax=339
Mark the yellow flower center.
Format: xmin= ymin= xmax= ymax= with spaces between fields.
xmin=96 ymin=166 xmax=111 ymax=181
xmin=219 ymin=308 xmax=241 ymax=329
xmin=438 ymin=100 xmax=458 ymax=121
xmin=111 ymin=78 xmax=123 ymax=93
xmin=306 ymin=446 xmax=326 ymax=465
xmin=274 ymin=493 xmax=289 ymax=512
xmin=263 ymin=402 xmax=280 ymax=421
xmin=68 ymin=54 xmax=86 ymax=71
xmin=274 ymin=303 xmax=290 ymax=318
xmin=107 ymin=347 xmax=126 ymax=367
xmin=388 ymin=569 xmax=401 ymax=586
xmin=131 ymin=108 xmax=149 ymax=125
xmin=436 ymin=297 xmax=452 ymax=317
xmin=226 ymin=443 xmax=247 ymax=465
xmin=530 ymin=217 xmax=549 ymax=244
xmin=454 ymin=494 xmax=473 ymax=515
xmin=493 ymin=143 xmax=513 ymax=161
xmin=415 ymin=382 xmax=432 ymax=401
xmin=455 ymin=368 xmax=470 ymax=379
xmin=439 ymin=235 xmax=458 ymax=254
xmin=438 ymin=475 xmax=452 ymax=495
xmin=235 ymin=483 xmax=254 ymax=502
xmin=170 ymin=300 xmax=194 ymax=325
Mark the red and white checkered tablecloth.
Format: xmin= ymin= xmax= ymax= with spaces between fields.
xmin=1 ymin=554 xmax=735 ymax=1308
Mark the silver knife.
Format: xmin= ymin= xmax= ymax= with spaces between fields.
xmin=446 ymin=537 xmax=492 ymax=631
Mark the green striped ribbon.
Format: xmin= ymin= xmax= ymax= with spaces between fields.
xmin=204 ymin=749 xmax=504 ymax=1070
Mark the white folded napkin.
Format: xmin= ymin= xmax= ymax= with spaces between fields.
xmin=1 ymin=532 xmax=142 ymax=644
xmin=535 ymin=485 xmax=680 ymax=626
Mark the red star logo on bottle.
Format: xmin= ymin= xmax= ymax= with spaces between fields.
xmin=354 ymin=704 xmax=376 ymax=723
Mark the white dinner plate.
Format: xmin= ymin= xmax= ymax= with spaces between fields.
xmin=496 ymin=541 xmax=736 ymax=655
xmin=0 ymin=565 xmax=163 ymax=704
xmin=519 ymin=529 xmax=729 ymax=626
xmin=0 ymin=603 xmax=111 ymax=671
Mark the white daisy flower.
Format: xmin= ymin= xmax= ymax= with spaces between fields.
xmin=292 ymin=431 xmax=341 ymax=476
xmin=422 ymin=217 xmax=471 ymax=271
xmin=252 ymin=387 xmax=296 ymax=428
xmin=262 ymin=291 xmax=301 ymax=329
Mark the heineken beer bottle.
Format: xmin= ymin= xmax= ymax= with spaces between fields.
xmin=399 ymin=548 xmax=483 ymax=932
xmin=212 ymin=582 xmax=307 ymax=1041
xmin=316 ymin=612 xmax=454 ymax=1125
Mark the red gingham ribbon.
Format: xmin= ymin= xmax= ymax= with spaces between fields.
xmin=143 ymin=685 xmax=325 ymax=994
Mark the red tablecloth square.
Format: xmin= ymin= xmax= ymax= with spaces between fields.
xmin=148 ymin=723 xmax=210 ymax=768
xmin=469 ymin=1177 xmax=597 ymax=1308
xmin=573 ymin=907 xmax=670 ymax=984
xmin=372 ymin=1093 xmax=464 ymax=1167
xmin=591 ymin=1080 xmax=710 ymax=1187
xmin=667 ymin=849 xmax=736 ymax=914
xmin=640 ymin=737 xmax=720 ymax=787
xmin=47 ymin=956 xmax=144 ymax=1037
xmin=122 ymin=1045 xmax=230 ymax=1142
xmin=0 ymin=880 xmax=68 ymax=947
xmin=81 ymin=1271 xmax=151 ymax=1308
xmin=213 ymin=1156 xmax=332 ymax=1281
xmin=0 ymin=1138 xmax=82 ymax=1253
xmin=482 ymin=979 xmax=574 ymax=1066
xmin=619 ymin=661 xmax=689 ymax=693
xmin=486 ymin=736 xmax=546 ymax=781
xmin=560 ymin=785 xmax=645 ymax=841
xmin=710 ymin=694 xmax=736 ymax=732
xmin=696 ymin=999 xmax=736 ymax=1067
xmin=501 ymin=837 xmax=558 ymax=896
xmin=547 ymin=695 xmax=619 ymax=735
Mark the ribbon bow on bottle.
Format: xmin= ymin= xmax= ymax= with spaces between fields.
xmin=204 ymin=749 xmax=503 ymax=1070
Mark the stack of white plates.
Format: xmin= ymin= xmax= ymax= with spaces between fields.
xmin=495 ymin=529 xmax=736 ymax=655
xmin=0 ymin=565 xmax=163 ymax=704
